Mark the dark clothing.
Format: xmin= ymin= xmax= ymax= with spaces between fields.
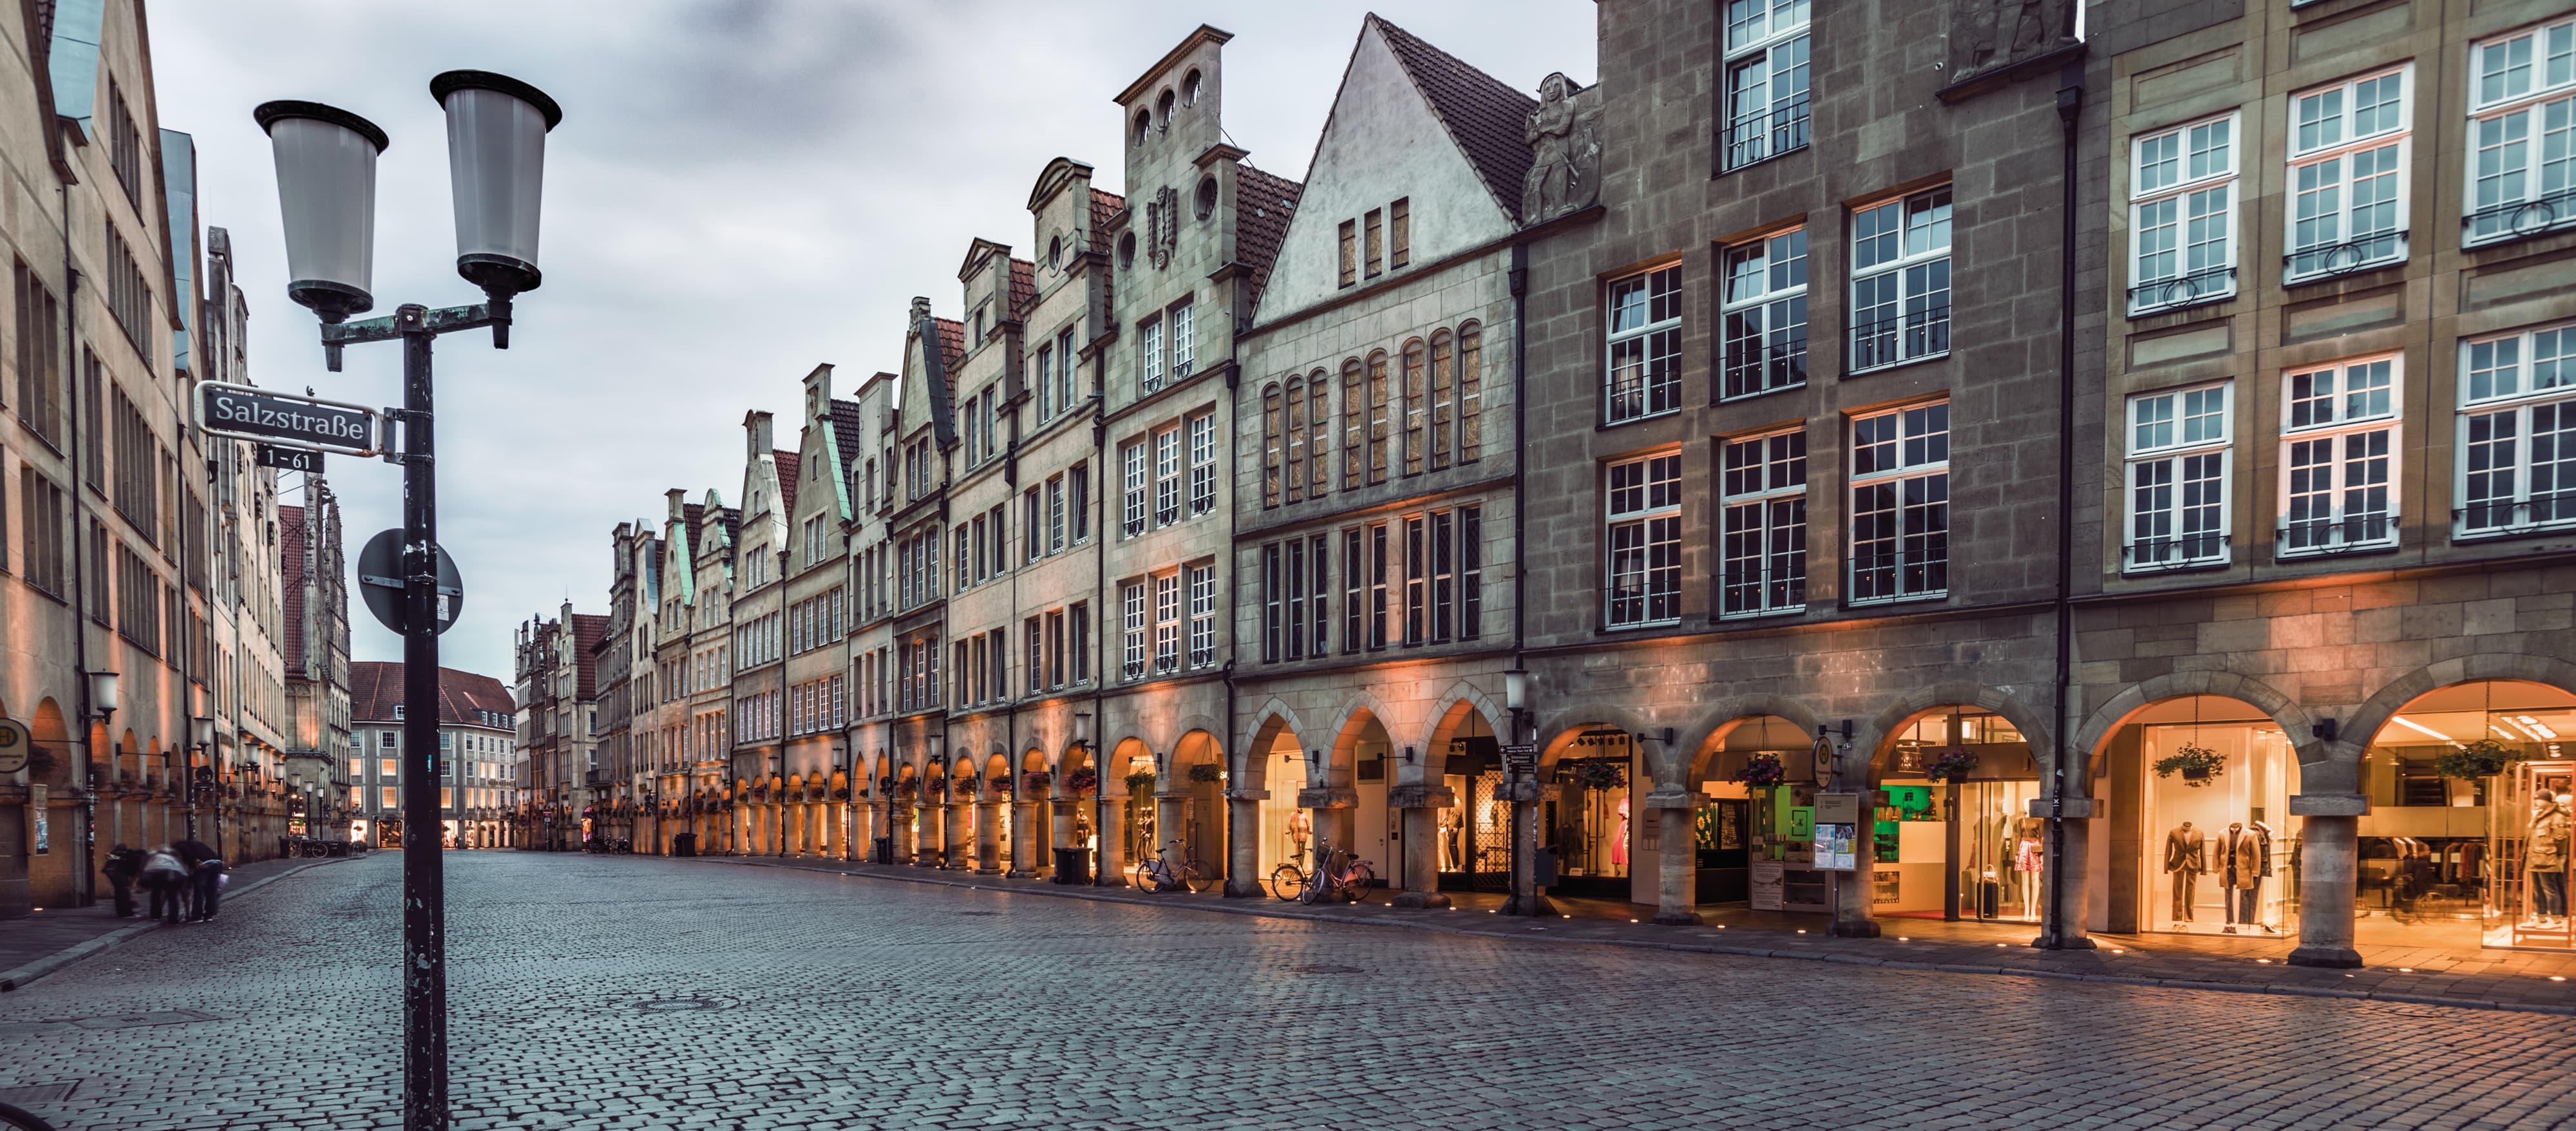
xmin=103 ymin=847 xmax=144 ymax=918
xmin=140 ymin=871 xmax=186 ymax=924
xmin=192 ymin=860 xmax=225 ymax=920
xmin=173 ymin=839 xmax=218 ymax=868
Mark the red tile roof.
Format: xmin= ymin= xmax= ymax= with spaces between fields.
xmin=279 ymin=505 xmax=307 ymax=673
xmin=1009 ymin=257 xmax=1036 ymax=321
xmin=348 ymin=661 xmax=515 ymax=727
xmin=829 ymin=398 xmax=867 ymax=481
xmin=1090 ymin=189 xmax=1124 ymax=252
xmin=1235 ymin=164 xmax=1304 ymax=303
xmin=934 ymin=318 xmax=965 ymax=397
xmin=774 ymin=448 xmax=800 ymax=518
xmin=571 ymin=614 xmax=609 ymax=700
xmin=1375 ymin=17 xmax=1539 ymax=221
xmin=681 ymin=502 xmax=705 ymax=560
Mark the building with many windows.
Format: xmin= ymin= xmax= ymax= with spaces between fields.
xmin=512 ymin=604 xmax=604 ymax=850
xmin=349 ymin=662 xmax=515 ymax=848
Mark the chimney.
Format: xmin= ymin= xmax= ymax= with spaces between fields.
xmin=909 ymin=295 xmax=932 ymax=328
xmin=804 ymin=363 xmax=835 ymax=419
xmin=744 ymin=410 xmax=774 ymax=459
xmin=666 ymin=488 xmax=686 ymax=524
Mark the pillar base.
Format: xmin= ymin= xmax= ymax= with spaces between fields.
xmin=1502 ymin=894 xmax=1558 ymax=917
xmin=1828 ymin=920 xmax=1882 ymax=938
xmin=2287 ymin=945 xmax=2363 ymax=969
xmin=1004 ymin=868 xmax=1036 ymax=879
xmin=1651 ymin=910 xmax=1704 ymax=926
xmin=1222 ymin=879 xmax=1264 ymax=898
xmin=2031 ymin=935 xmax=2099 ymax=951
xmin=975 ymin=866 xmax=1001 ymax=876
xmin=1093 ymin=875 xmax=1128 ymax=888
xmin=1393 ymin=891 xmax=1452 ymax=909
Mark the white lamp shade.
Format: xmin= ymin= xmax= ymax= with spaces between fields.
xmin=85 ymin=669 xmax=120 ymax=718
xmin=252 ymin=102 xmax=386 ymax=320
xmin=432 ymin=71 xmax=560 ymax=298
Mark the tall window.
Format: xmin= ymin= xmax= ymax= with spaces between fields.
xmin=1305 ymin=371 xmax=1330 ymax=498
xmin=2280 ymin=356 xmax=2400 ymax=555
xmin=1262 ymin=383 xmax=1283 ymax=508
xmin=1261 ymin=542 xmax=1284 ymax=663
xmin=2125 ymin=382 xmax=2233 ymax=570
xmin=1721 ymin=227 xmax=1808 ymax=399
xmin=1719 ymin=430 xmax=1806 ymax=618
xmin=1141 ymin=316 xmax=1166 ymax=393
xmin=1151 ymin=424 xmax=1182 ymax=526
xmin=1338 ymin=220 xmax=1358 ymax=288
xmin=2465 ymin=17 xmax=2576 ymax=246
xmin=1070 ymin=602 xmax=1091 ymax=684
xmin=1850 ymin=402 xmax=1950 ymax=603
xmin=1186 ymin=563 xmax=1216 ymax=668
xmin=1367 ymin=522 xmax=1388 ymax=649
xmin=1307 ymin=533 xmax=1331 ymax=655
xmin=1401 ymin=341 xmax=1427 ymax=475
xmin=1403 ymin=515 xmax=1426 ymax=644
xmin=1605 ymin=453 xmax=1683 ymax=627
xmin=1284 ymin=378 xmax=1309 ymax=503
xmin=1721 ymin=0 xmax=1810 ymax=171
xmin=1070 ymin=462 xmax=1091 ymax=543
xmin=2458 ymin=323 xmax=2575 ymax=537
xmin=1368 ymin=352 xmax=1391 ymax=482
xmin=1341 ymin=359 xmax=1367 ymax=489
xmin=1850 ymin=186 xmax=1951 ymax=371
xmin=2286 ymin=66 xmax=2410 ymax=281
xmin=1459 ymin=508 xmax=1482 ymax=640
xmin=2129 ymin=112 xmax=2240 ymax=314
xmin=1047 ymin=475 xmax=1067 ymax=553
xmin=1057 ymin=327 xmax=1080 ymax=410
xmin=14 ymin=263 xmax=62 ymax=446
xmin=1121 ymin=439 xmax=1148 ymax=536
xmin=1365 ymin=209 xmax=1384 ymax=278
xmin=1459 ymin=323 xmax=1483 ymax=464
xmin=1036 ymin=343 xmax=1054 ymax=420
xmin=1429 ymin=333 xmax=1455 ymax=470
xmin=1170 ymin=301 xmax=1194 ymax=379
xmin=1152 ymin=571 xmax=1181 ymax=674
xmin=18 ymin=466 xmax=63 ymax=596
xmin=1389 ymin=198 xmax=1411 ymax=269
xmin=1606 ymin=265 xmax=1681 ymax=423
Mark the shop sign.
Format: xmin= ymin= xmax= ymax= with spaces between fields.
xmin=1812 ymin=792 xmax=1861 ymax=871
xmin=1500 ymin=743 xmax=1536 ymax=774
xmin=1748 ymin=859 xmax=1785 ymax=911
xmin=0 ymin=718 xmax=25 ymax=774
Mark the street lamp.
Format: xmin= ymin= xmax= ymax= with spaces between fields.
xmin=187 ymin=716 xmax=214 ymax=841
xmin=81 ymin=669 xmax=117 ymax=908
xmin=257 ymin=69 xmax=559 ymax=1131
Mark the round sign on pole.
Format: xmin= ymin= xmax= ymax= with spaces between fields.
xmin=356 ymin=527 xmax=465 ymax=636
xmin=1811 ymin=732 xmax=1837 ymax=786
xmin=0 ymin=718 xmax=28 ymax=775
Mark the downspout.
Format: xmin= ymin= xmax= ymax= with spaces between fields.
xmin=63 ymin=182 xmax=98 ymax=907
xmin=1506 ymin=242 xmax=1533 ymax=915
xmin=1222 ymin=337 xmax=1242 ymax=894
xmin=2040 ymin=68 xmax=2088 ymax=951
xmin=1087 ymin=348 xmax=1109 ymax=883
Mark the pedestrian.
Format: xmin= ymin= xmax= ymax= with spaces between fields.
xmin=102 ymin=844 xmax=144 ymax=918
xmin=137 ymin=847 xmax=190 ymax=925
xmin=173 ymin=837 xmax=224 ymax=922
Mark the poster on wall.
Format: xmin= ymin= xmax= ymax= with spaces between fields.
xmin=31 ymin=784 xmax=48 ymax=855
xmin=1749 ymin=859 xmax=1785 ymax=911
xmin=1812 ymin=793 xmax=1861 ymax=871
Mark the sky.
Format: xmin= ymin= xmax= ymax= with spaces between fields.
xmin=151 ymin=1 xmax=1598 ymax=685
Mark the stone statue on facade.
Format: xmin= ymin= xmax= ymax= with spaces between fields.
xmin=1520 ymin=72 xmax=1602 ymax=224
xmin=1952 ymin=0 xmax=2078 ymax=80
xmin=1146 ymin=185 xmax=1180 ymax=269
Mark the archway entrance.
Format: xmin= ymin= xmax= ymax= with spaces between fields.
xmin=1171 ymin=731 xmax=1226 ymax=878
xmin=1251 ymin=721 xmax=1311 ymax=886
xmin=2098 ymin=696 xmax=2299 ymax=937
xmin=1877 ymin=708 xmax=2040 ymax=922
xmin=2360 ymin=679 xmax=2576 ymax=951
xmin=1538 ymin=727 xmax=1636 ymax=900
xmin=1690 ymin=715 xmax=1812 ymax=909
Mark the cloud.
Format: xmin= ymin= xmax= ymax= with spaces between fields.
xmin=149 ymin=0 xmax=1596 ymax=684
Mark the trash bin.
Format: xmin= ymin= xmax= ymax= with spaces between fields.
xmin=673 ymin=832 xmax=697 ymax=858
xmin=1053 ymin=846 xmax=1092 ymax=886
xmin=873 ymin=836 xmax=894 ymax=865
xmin=1533 ymin=846 xmax=1560 ymax=888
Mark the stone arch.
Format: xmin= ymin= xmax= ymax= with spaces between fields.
xmin=1109 ymin=736 xmax=1155 ymax=795
xmin=1418 ymin=681 xmax=1507 ymax=764
xmin=1157 ymin=714 xmax=1227 ymax=765
xmin=1535 ymin=703 xmax=1661 ymax=775
xmin=28 ymin=699 xmax=69 ymax=785
xmin=1862 ymin=683 xmax=2056 ymax=771
xmin=1681 ymin=695 xmax=1826 ymax=786
xmin=2339 ymin=652 xmax=2576 ymax=788
xmin=1244 ymin=698 xmax=1307 ymax=792
xmin=2074 ymin=671 xmax=2316 ymax=782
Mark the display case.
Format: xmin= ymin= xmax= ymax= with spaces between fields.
xmin=2486 ymin=760 xmax=2575 ymax=951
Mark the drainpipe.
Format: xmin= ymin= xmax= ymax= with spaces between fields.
xmin=2038 ymin=67 xmax=2095 ymax=951
xmin=1088 ymin=347 xmax=1110 ymax=884
xmin=1501 ymin=242 xmax=1549 ymax=916
xmin=61 ymin=183 xmax=100 ymax=908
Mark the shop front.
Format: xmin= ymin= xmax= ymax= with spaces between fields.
xmin=2357 ymin=678 xmax=2576 ymax=952
xmin=2097 ymin=696 xmax=2301 ymax=938
xmin=1876 ymin=709 xmax=2041 ymax=924
xmin=1543 ymin=729 xmax=1634 ymax=900
xmin=1439 ymin=735 xmax=1512 ymax=893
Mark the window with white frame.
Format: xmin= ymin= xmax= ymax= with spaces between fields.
xmin=1121 ymin=580 xmax=1146 ymax=680
xmin=1153 ymin=423 xmax=1182 ymax=526
xmin=2129 ymin=111 xmax=2240 ymax=314
xmin=1121 ymin=439 xmax=1148 ymax=536
xmin=1719 ymin=429 xmax=1806 ymax=618
xmin=1850 ymin=186 xmax=1951 ymax=371
xmin=1605 ymin=265 xmax=1681 ymax=423
xmin=1187 ymin=410 xmax=1217 ymax=515
xmin=2286 ymin=66 xmax=2410 ymax=281
xmin=1152 ymin=571 xmax=1181 ymax=674
xmin=1056 ymin=327 xmax=1080 ymax=410
xmin=1141 ymin=315 xmax=1166 ymax=394
xmin=1605 ymin=452 xmax=1683 ymax=627
xmin=1186 ymin=562 xmax=1216 ymax=667
xmin=2457 ymin=322 xmax=2576 ymax=537
xmin=2465 ymin=18 xmax=2576 ymax=246
xmin=1721 ymin=227 xmax=1808 ymax=399
xmin=1850 ymin=401 xmax=1950 ymax=603
xmin=1721 ymin=0 xmax=1810 ymax=171
xmin=2280 ymin=355 xmax=2400 ymax=555
xmin=1170 ymin=300 xmax=1195 ymax=379
xmin=2125 ymin=382 xmax=2233 ymax=570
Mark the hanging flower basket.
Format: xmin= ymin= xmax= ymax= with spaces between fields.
xmin=1732 ymin=752 xmax=1786 ymax=788
xmin=1021 ymin=770 xmax=1054 ymax=793
xmin=1188 ymin=763 xmax=1224 ymax=784
xmin=1923 ymin=750 xmax=1980 ymax=783
xmin=987 ymin=774 xmax=1013 ymax=795
xmin=1124 ymin=770 xmax=1158 ymax=794
xmin=833 ymin=786 xmax=852 ymax=801
xmin=1567 ymin=760 xmax=1627 ymax=792
xmin=2153 ymin=745 xmax=2226 ymax=786
xmin=1064 ymin=768 xmax=1098 ymax=797
xmin=2434 ymin=737 xmax=2530 ymax=780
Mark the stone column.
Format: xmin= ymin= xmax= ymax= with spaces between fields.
xmin=2287 ymin=795 xmax=2366 ymax=968
xmin=1155 ymin=794 xmax=1188 ymax=880
xmin=1049 ymin=798 xmax=1075 ymax=880
xmin=945 ymin=800 xmax=969 ymax=869
xmin=1391 ymin=783 xmax=1455 ymax=909
xmin=1506 ymin=778 xmax=1556 ymax=916
xmin=2036 ymin=792 xmax=2099 ymax=949
xmin=890 ymin=801 xmax=914 ymax=863
xmin=1647 ymin=790 xmax=1703 ymax=925
xmin=1095 ymin=795 xmax=1129 ymax=886
xmin=1224 ymin=790 xmax=1264 ymax=897
xmin=1009 ymin=799 xmax=1041 ymax=877
xmin=975 ymin=799 xmax=1002 ymax=873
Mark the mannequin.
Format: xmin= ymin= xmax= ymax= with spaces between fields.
xmin=2528 ymin=794 xmax=2570 ymax=926
xmin=2219 ymin=821 xmax=2263 ymax=933
xmin=1611 ymin=797 xmax=1631 ymax=871
xmin=2249 ymin=819 xmax=2277 ymax=934
xmin=1287 ymin=806 xmax=1313 ymax=866
xmin=2013 ymin=815 xmax=2043 ymax=920
xmin=2163 ymin=821 xmax=2205 ymax=927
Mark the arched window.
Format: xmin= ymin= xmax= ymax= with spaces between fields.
xmin=1366 ymin=350 xmax=1391 ymax=486
xmin=1182 ymin=68 xmax=1202 ymax=107
xmin=1401 ymin=339 xmax=1427 ymax=477
xmin=1429 ymin=330 xmax=1455 ymax=471
xmin=1306 ymin=367 xmax=1331 ymax=500
xmin=1284 ymin=377 xmax=1308 ymax=504
xmin=1157 ymin=90 xmax=1176 ymax=133
xmin=1459 ymin=321 xmax=1484 ymax=464
xmin=1341 ymin=359 xmax=1367 ymax=489
xmin=1133 ymin=109 xmax=1151 ymax=146
xmin=1262 ymin=383 xmax=1283 ymax=508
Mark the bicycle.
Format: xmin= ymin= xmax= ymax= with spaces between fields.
xmin=1132 ymin=839 xmax=1216 ymax=893
xmin=0 ymin=1098 xmax=61 ymax=1130
xmin=1298 ymin=837 xmax=1378 ymax=906
xmin=1267 ymin=851 xmax=1311 ymax=902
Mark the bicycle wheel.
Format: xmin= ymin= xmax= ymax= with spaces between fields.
xmin=0 ymin=1098 xmax=60 ymax=1131
xmin=1345 ymin=862 xmax=1377 ymax=902
xmin=1182 ymin=860 xmax=1217 ymax=894
xmin=1132 ymin=860 xmax=1161 ymax=892
xmin=1268 ymin=863 xmax=1307 ymax=902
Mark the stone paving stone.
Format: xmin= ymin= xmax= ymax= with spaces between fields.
xmin=2 ymin=852 xmax=2573 ymax=1130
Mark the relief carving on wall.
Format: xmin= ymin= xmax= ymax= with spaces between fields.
xmin=1951 ymin=0 xmax=2078 ymax=81
xmin=1145 ymin=185 xmax=1180 ymax=269
xmin=1521 ymin=72 xmax=1602 ymax=225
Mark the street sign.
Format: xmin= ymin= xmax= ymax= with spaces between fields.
xmin=256 ymin=444 xmax=326 ymax=472
xmin=0 ymin=718 xmax=26 ymax=775
xmin=1500 ymin=742 xmax=1537 ymax=774
xmin=357 ymin=527 xmax=464 ymax=635
xmin=194 ymin=380 xmax=378 ymax=455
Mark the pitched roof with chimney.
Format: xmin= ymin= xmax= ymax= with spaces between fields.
xmin=571 ymin=614 xmax=610 ymax=700
xmin=348 ymin=661 xmax=516 ymax=728
xmin=1374 ymin=17 xmax=1539 ymax=222
xmin=1235 ymin=164 xmax=1304 ymax=302
xmin=279 ymin=504 xmax=307 ymax=672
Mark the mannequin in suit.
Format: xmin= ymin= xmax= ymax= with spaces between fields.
xmin=2219 ymin=821 xmax=2264 ymax=932
xmin=2164 ymin=821 xmax=2204 ymax=926
xmin=2527 ymin=794 xmax=2570 ymax=925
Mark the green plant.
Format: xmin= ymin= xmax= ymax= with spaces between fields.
xmin=1923 ymin=750 xmax=1979 ymax=782
xmin=1188 ymin=763 xmax=1224 ymax=784
xmin=1567 ymin=760 xmax=1627 ymax=792
xmin=1064 ymin=767 xmax=1098 ymax=796
xmin=1124 ymin=770 xmax=1158 ymax=794
xmin=2152 ymin=744 xmax=2226 ymax=786
xmin=2434 ymin=737 xmax=2530 ymax=779
xmin=1732 ymin=752 xmax=1786 ymax=788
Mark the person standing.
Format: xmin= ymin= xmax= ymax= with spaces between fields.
xmin=173 ymin=837 xmax=224 ymax=922
xmin=137 ymin=848 xmax=190 ymax=925
xmin=102 ymin=844 xmax=144 ymax=918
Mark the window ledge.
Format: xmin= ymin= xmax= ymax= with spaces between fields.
xmin=2273 ymin=541 xmax=2399 ymax=562
xmin=2126 ymin=287 xmax=2237 ymax=321
xmin=1599 ymin=408 xmax=1683 ymax=431
xmin=1716 ymin=606 xmax=1806 ymax=623
xmin=1848 ymin=591 xmax=1948 ymax=609
xmin=1716 ymin=381 xmax=1808 ymax=405
xmin=2280 ymin=254 xmax=2406 ymax=290
xmin=1716 ymin=142 xmax=1810 ymax=179
xmin=2119 ymin=557 xmax=2231 ymax=577
xmin=2452 ymin=522 xmax=2576 ymax=544
xmin=1603 ymin=618 xmax=1684 ymax=634
xmin=1843 ymin=352 xmax=1950 ymax=380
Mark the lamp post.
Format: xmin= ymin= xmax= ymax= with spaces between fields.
xmin=256 ymin=69 xmax=558 ymax=1131
xmin=82 ymin=670 xmax=118 ymax=908
xmin=186 ymin=716 xmax=214 ymax=841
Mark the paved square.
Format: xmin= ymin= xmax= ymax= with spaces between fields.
xmin=3 ymin=853 xmax=2572 ymax=1130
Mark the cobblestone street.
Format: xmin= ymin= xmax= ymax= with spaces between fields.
xmin=5 ymin=852 xmax=2575 ymax=1130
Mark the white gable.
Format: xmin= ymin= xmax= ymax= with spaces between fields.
xmin=1255 ymin=23 xmax=1517 ymax=323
